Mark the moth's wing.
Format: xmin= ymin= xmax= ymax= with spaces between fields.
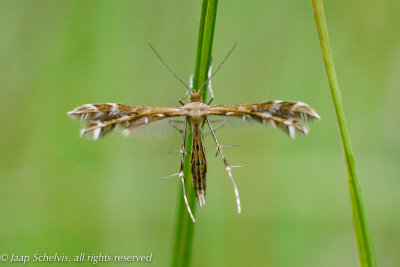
xmin=126 ymin=117 xmax=187 ymax=138
xmin=207 ymin=101 xmax=320 ymax=138
xmin=201 ymin=118 xmax=229 ymax=137
xmin=67 ymin=103 xmax=185 ymax=140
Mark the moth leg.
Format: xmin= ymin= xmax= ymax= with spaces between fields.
xmin=179 ymin=119 xmax=196 ymax=222
xmin=203 ymin=119 xmax=228 ymax=137
xmin=206 ymin=118 xmax=241 ymax=214
xmin=179 ymin=90 xmax=190 ymax=106
xmin=160 ymin=119 xmax=195 ymax=221
xmin=178 ymin=75 xmax=194 ymax=105
xmin=189 ymin=74 xmax=193 ymax=90
xmin=211 ymin=119 xmax=227 ymax=132
xmin=207 ymin=63 xmax=215 ymax=105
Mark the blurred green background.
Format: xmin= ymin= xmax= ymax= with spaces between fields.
xmin=1 ymin=0 xmax=399 ymax=266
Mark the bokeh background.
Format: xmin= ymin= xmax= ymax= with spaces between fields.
xmin=1 ymin=0 xmax=399 ymax=266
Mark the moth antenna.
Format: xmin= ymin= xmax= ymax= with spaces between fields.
xmin=198 ymin=42 xmax=238 ymax=94
xmin=148 ymin=42 xmax=192 ymax=92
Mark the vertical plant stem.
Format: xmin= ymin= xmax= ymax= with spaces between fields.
xmin=311 ymin=1 xmax=376 ymax=266
xmin=171 ymin=0 xmax=218 ymax=266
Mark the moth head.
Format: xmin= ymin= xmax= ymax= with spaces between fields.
xmin=189 ymin=93 xmax=203 ymax=103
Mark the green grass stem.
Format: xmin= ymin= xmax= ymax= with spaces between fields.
xmin=171 ymin=0 xmax=218 ymax=266
xmin=311 ymin=1 xmax=376 ymax=266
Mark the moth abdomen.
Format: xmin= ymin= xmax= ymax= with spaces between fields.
xmin=190 ymin=125 xmax=207 ymax=207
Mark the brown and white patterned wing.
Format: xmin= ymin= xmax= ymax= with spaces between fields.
xmin=207 ymin=101 xmax=320 ymax=138
xmin=67 ymin=103 xmax=184 ymax=140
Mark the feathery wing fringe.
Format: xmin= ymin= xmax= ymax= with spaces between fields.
xmin=208 ymin=101 xmax=320 ymax=138
xmin=67 ymin=103 xmax=183 ymax=140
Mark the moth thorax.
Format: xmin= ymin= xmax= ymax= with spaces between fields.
xmin=189 ymin=115 xmax=204 ymax=124
xmin=189 ymin=93 xmax=203 ymax=103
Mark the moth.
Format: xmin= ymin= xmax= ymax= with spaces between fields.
xmin=67 ymin=43 xmax=320 ymax=222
